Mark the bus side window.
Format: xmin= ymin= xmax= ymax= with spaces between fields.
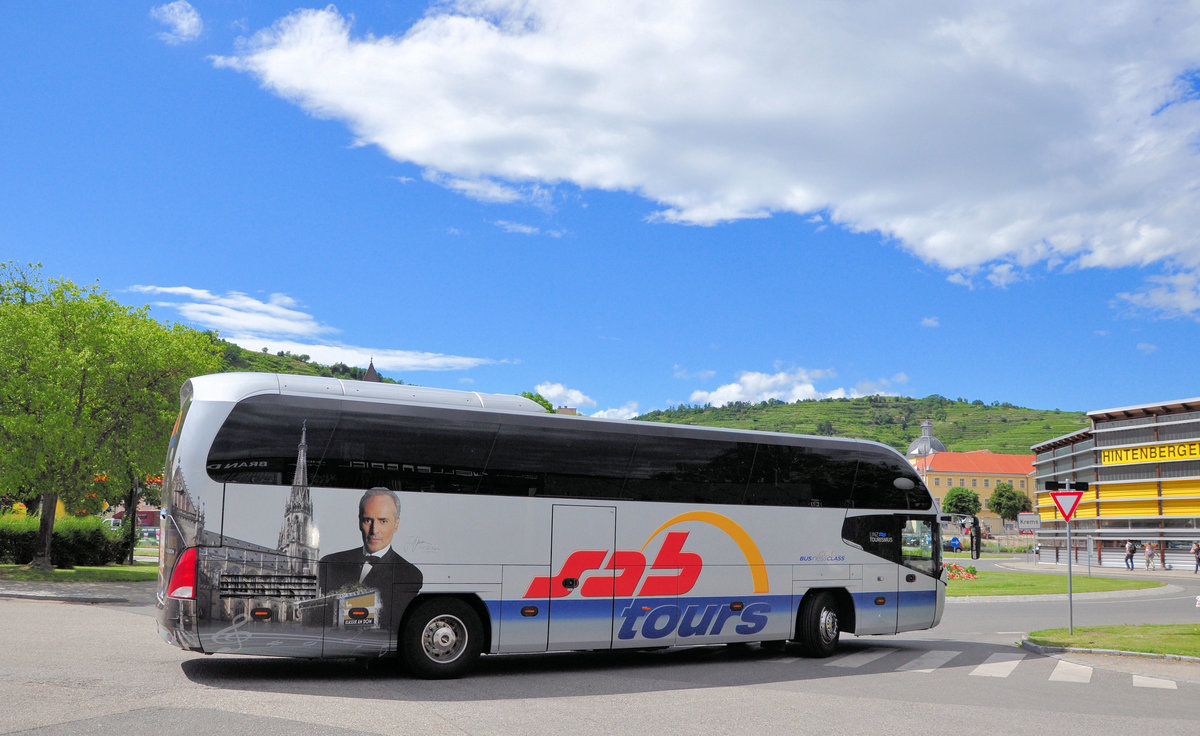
xmin=623 ymin=435 xmax=755 ymax=504
xmin=746 ymin=444 xmax=855 ymax=508
xmin=840 ymin=515 xmax=900 ymax=563
xmin=480 ymin=421 xmax=635 ymax=498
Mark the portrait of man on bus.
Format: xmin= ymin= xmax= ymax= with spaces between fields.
xmin=318 ymin=488 xmax=423 ymax=628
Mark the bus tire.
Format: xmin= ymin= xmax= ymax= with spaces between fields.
xmin=400 ymin=598 xmax=482 ymax=679
xmin=796 ymin=590 xmax=840 ymax=657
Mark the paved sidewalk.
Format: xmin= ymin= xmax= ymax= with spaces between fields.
xmin=0 ymin=579 xmax=157 ymax=606
xmin=1002 ymin=555 xmax=1200 ymax=580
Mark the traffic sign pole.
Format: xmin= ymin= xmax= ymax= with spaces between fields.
xmin=1066 ymin=521 xmax=1073 ymax=634
xmin=1049 ymin=484 xmax=1088 ymax=635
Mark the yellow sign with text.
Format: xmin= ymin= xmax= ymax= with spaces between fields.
xmin=1100 ymin=441 xmax=1200 ymax=466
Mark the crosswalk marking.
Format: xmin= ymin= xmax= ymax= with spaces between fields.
xmin=895 ymin=649 xmax=959 ymax=673
xmin=1049 ymin=660 xmax=1093 ymax=683
xmin=970 ymin=653 xmax=1025 ymax=677
xmin=825 ymin=648 xmax=891 ymax=668
xmin=768 ymin=648 xmax=1189 ymax=690
xmin=1132 ymin=675 xmax=1178 ymax=689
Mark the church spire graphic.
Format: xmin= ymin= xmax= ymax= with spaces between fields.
xmin=277 ymin=421 xmax=317 ymax=566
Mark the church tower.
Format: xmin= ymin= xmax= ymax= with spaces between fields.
xmin=277 ymin=422 xmax=318 ymax=571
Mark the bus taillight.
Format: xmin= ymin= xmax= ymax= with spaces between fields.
xmin=167 ymin=547 xmax=198 ymax=600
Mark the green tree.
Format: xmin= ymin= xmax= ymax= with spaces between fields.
xmin=520 ymin=391 xmax=555 ymax=412
xmin=941 ymin=486 xmax=981 ymax=516
xmin=987 ymin=481 xmax=1032 ymax=523
xmin=0 ymin=263 xmax=221 ymax=569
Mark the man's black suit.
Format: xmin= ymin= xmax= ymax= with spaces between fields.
xmin=318 ymin=547 xmax=423 ymax=630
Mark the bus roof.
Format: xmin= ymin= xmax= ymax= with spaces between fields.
xmin=183 ymin=373 xmax=912 ymax=462
xmin=183 ymin=372 xmax=548 ymax=415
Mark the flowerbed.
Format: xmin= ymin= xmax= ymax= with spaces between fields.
xmin=946 ymin=563 xmax=978 ymax=580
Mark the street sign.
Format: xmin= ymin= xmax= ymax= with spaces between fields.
xmin=1050 ymin=491 xmax=1084 ymax=522
xmin=1017 ymin=512 xmax=1041 ymax=531
xmin=1045 ymin=480 xmax=1089 ymax=491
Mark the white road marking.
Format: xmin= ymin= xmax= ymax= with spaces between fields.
xmin=1132 ymin=675 xmax=1177 ymax=689
xmin=825 ymin=648 xmax=892 ymax=668
xmin=896 ymin=649 xmax=960 ymax=673
xmin=970 ymin=653 xmax=1025 ymax=677
xmin=1048 ymin=660 xmax=1093 ymax=683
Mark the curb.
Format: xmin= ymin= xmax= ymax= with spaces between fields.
xmin=1021 ymin=639 xmax=1200 ymax=664
xmin=0 ymin=590 xmax=128 ymax=604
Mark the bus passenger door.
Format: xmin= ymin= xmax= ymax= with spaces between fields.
xmin=897 ymin=516 xmax=939 ymax=631
xmin=548 ymin=505 xmax=616 ymax=651
xmin=843 ymin=514 xmax=899 ymax=635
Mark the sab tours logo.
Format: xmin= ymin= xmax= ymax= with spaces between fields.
xmin=524 ymin=511 xmax=772 ymax=640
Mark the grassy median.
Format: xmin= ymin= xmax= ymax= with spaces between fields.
xmin=946 ymin=570 xmax=1163 ymax=596
xmin=1027 ymin=625 xmax=1200 ymax=658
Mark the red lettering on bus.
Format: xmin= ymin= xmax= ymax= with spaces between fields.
xmin=523 ymin=531 xmax=704 ymax=599
xmin=637 ymin=531 xmax=702 ymax=596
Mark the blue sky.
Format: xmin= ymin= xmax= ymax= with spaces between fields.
xmin=4 ymin=2 xmax=1200 ymax=419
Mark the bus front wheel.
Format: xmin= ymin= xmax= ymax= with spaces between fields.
xmin=796 ymin=591 xmax=840 ymax=657
xmin=400 ymin=598 xmax=482 ymax=679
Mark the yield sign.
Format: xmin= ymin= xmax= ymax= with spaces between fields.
xmin=1051 ymin=491 xmax=1084 ymax=522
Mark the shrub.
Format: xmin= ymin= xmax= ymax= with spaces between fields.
xmin=0 ymin=513 xmax=134 ymax=567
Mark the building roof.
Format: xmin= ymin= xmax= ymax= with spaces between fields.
xmin=1088 ymin=396 xmax=1200 ymax=422
xmin=909 ymin=450 xmax=1034 ymax=475
xmin=906 ymin=419 xmax=946 ymax=457
xmin=1030 ymin=428 xmax=1093 ymax=454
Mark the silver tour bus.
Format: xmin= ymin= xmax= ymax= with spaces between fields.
xmin=157 ymin=373 xmax=952 ymax=678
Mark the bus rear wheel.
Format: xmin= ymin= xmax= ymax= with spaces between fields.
xmin=796 ymin=591 xmax=840 ymax=657
xmin=400 ymin=598 xmax=482 ymax=679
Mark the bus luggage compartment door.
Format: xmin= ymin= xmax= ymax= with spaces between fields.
xmin=547 ymin=505 xmax=616 ymax=650
xmin=856 ymin=564 xmax=898 ymax=635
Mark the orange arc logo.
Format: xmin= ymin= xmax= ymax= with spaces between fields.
xmin=640 ymin=511 xmax=769 ymax=593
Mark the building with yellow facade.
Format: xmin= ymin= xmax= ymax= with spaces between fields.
xmin=1032 ymin=396 xmax=1200 ymax=569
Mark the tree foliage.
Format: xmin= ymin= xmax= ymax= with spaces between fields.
xmin=520 ymin=392 xmax=555 ymax=412
xmin=987 ymin=481 xmax=1032 ymax=522
xmin=941 ymin=486 xmax=982 ymax=516
xmin=0 ymin=263 xmax=221 ymax=567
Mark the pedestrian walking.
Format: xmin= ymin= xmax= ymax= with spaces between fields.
xmin=1124 ymin=540 xmax=1135 ymax=570
xmin=1191 ymin=541 xmax=1199 ymax=574
xmin=1145 ymin=542 xmax=1156 ymax=570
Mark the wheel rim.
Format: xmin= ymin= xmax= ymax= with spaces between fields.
xmin=420 ymin=614 xmax=468 ymax=663
xmin=818 ymin=606 xmax=838 ymax=645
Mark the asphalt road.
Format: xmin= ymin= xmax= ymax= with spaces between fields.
xmin=2 ymin=560 xmax=1198 ymax=735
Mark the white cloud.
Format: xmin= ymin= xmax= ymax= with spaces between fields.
xmin=151 ymin=1 xmax=202 ymax=44
xmin=592 ymin=402 xmax=640 ymax=420
xmin=1118 ymin=272 xmax=1200 ymax=320
xmin=495 ymin=220 xmax=540 ymax=235
xmin=129 ymin=285 xmax=494 ymax=372
xmin=921 ymin=316 xmax=940 ymax=328
xmin=687 ymin=367 xmax=909 ymax=407
xmin=130 ymin=285 xmax=335 ymax=337
xmin=986 ymin=263 xmax=1021 ymax=288
xmin=1137 ymin=342 xmax=1159 ymax=354
xmin=214 ymin=2 xmax=1200 ymax=317
xmin=494 ymin=219 xmax=563 ymax=237
xmin=535 ymin=381 xmax=596 ymax=408
xmin=689 ymin=368 xmax=829 ymax=406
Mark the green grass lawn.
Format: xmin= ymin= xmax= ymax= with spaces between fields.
xmin=0 ymin=563 xmax=158 ymax=582
xmin=1027 ymin=624 xmax=1200 ymax=658
xmin=947 ymin=570 xmax=1162 ymax=596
